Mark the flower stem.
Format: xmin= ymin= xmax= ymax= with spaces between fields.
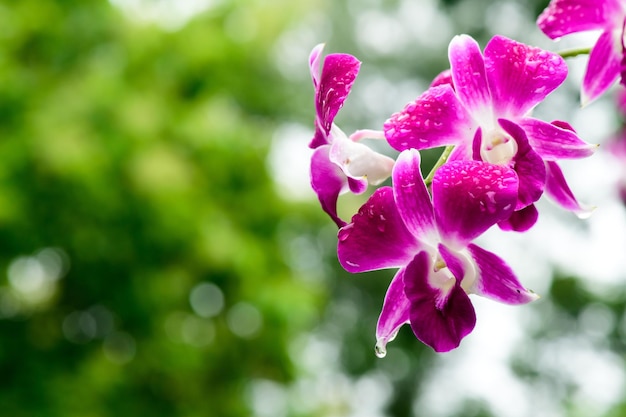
xmin=424 ymin=145 xmax=454 ymax=187
xmin=558 ymin=47 xmax=592 ymax=59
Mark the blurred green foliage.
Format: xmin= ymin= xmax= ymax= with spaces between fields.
xmin=0 ymin=1 xmax=328 ymax=416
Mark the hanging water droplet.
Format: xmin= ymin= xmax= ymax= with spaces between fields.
xmin=374 ymin=340 xmax=387 ymax=358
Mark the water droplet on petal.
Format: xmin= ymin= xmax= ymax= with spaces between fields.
xmin=375 ymin=340 xmax=387 ymax=358
xmin=338 ymin=224 xmax=353 ymax=242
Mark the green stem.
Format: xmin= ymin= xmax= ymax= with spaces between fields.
xmin=424 ymin=145 xmax=454 ymax=187
xmin=558 ymin=47 xmax=592 ymax=59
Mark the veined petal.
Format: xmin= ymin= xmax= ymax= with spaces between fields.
xmin=337 ymin=187 xmax=420 ymax=273
xmin=582 ymin=30 xmax=622 ymax=105
xmin=449 ymin=35 xmax=492 ymax=123
xmin=311 ymin=52 xmax=361 ymax=148
xmin=497 ymin=204 xmax=539 ymax=232
xmin=545 ymin=161 xmax=595 ymax=218
xmin=310 ymin=145 xmax=348 ymax=227
xmin=499 ymin=119 xmax=546 ymax=209
xmin=537 ymin=0 xmax=622 ymax=39
xmin=403 ymin=251 xmax=476 ymax=352
xmin=384 ymin=84 xmax=473 ymax=151
xmin=375 ymin=269 xmax=411 ymax=357
xmin=392 ymin=149 xmax=436 ymax=240
xmin=467 ymin=243 xmax=539 ymax=304
xmin=433 ymin=160 xmax=518 ymax=247
xmin=518 ymin=117 xmax=598 ymax=160
xmin=329 ymin=126 xmax=395 ymax=185
xmin=448 ymin=141 xmax=472 ymax=162
xmin=484 ymin=35 xmax=568 ymax=118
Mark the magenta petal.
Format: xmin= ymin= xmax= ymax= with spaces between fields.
xmin=545 ymin=161 xmax=594 ymax=216
xmin=347 ymin=177 xmax=367 ymax=194
xmin=438 ymin=244 xmax=466 ymax=281
xmin=310 ymin=146 xmax=348 ymax=227
xmin=582 ymin=30 xmax=622 ymax=105
xmin=484 ymin=35 xmax=567 ymax=117
xmin=337 ymin=187 xmax=420 ymax=273
xmin=448 ymin=141 xmax=472 ymax=162
xmin=384 ymin=84 xmax=473 ymax=151
xmin=376 ymin=269 xmax=411 ymax=355
xmin=518 ymin=117 xmax=597 ymax=160
xmin=311 ymin=53 xmax=361 ymax=148
xmin=392 ymin=149 xmax=436 ymax=239
xmin=467 ymin=243 xmax=538 ymax=304
xmin=537 ymin=0 xmax=621 ymax=39
xmin=499 ymin=119 xmax=546 ymax=209
xmin=498 ymin=204 xmax=539 ymax=232
xmin=433 ymin=160 xmax=518 ymax=246
xmin=449 ymin=35 xmax=492 ymax=118
xmin=430 ymin=69 xmax=453 ymax=89
xmin=403 ymin=251 xmax=476 ymax=353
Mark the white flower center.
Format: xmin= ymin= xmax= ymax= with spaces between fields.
xmin=427 ymin=247 xmax=478 ymax=302
xmin=480 ymin=129 xmax=517 ymax=165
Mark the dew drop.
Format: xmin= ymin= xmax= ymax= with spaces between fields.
xmin=377 ymin=222 xmax=386 ymax=233
xmin=375 ymin=341 xmax=387 ymax=358
xmin=338 ymin=224 xmax=353 ymax=242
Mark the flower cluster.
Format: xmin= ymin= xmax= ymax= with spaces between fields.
xmin=305 ymin=0 xmax=618 ymax=354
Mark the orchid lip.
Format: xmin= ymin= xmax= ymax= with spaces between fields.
xmin=481 ymin=129 xmax=518 ymax=165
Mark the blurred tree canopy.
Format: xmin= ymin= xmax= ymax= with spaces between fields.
xmin=0 ymin=1 xmax=328 ymax=416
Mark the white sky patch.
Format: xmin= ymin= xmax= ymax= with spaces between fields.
xmin=353 ymin=0 xmax=452 ymax=56
xmin=267 ymin=123 xmax=315 ymax=202
xmin=108 ymin=0 xmax=219 ymax=30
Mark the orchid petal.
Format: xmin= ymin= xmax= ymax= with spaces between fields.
xmin=309 ymin=43 xmax=325 ymax=88
xmin=329 ymin=126 xmax=395 ymax=185
xmin=337 ymin=187 xmax=420 ymax=273
xmin=403 ymin=251 xmax=476 ymax=352
xmin=499 ymin=119 xmax=546 ymax=209
xmin=471 ymin=127 xmax=483 ymax=161
xmin=448 ymin=141 xmax=472 ymax=162
xmin=518 ymin=117 xmax=597 ymax=160
xmin=582 ymin=30 xmax=622 ymax=105
xmin=545 ymin=161 xmax=595 ymax=217
xmin=430 ymin=69 xmax=453 ymax=89
xmin=311 ymin=52 xmax=361 ymax=148
xmin=384 ymin=84 xmax=473 ymax=151
xmin=467 ymin=243 xmax=539 ymax=304
xmin=392 ymin=149 xmax=436 ymax=240
xmin=537 ymin=0 xmax=622 ymax=39
xmin=433 ymin=160 xmax=518 ymax=247
xmin=497 ymin=204 xmax=539 ymax=232
xmin=347 ymin=177 xmax=367 ymax=194
xmin=310 ymin=145 xmax=348 ymax=227
xmin=376 ymin=269 xmax=411 ymax=356
xmin=438 ymin=243 xmax=467 ymax=283
xmin=484 ymin=35 xmax=567 ymax=118
xmin=449 ymin=35 xmax=492 ymax=122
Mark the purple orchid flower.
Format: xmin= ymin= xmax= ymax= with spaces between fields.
xmin=309 ymin=44 xmax=395 ymax=227
xmin=337 ymin=149 xmax=538 ymax=353
xmin=537 ymin=0 xmax=626 ymax=105
xmin=384 ymin=34 xmax=596 ymax=229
